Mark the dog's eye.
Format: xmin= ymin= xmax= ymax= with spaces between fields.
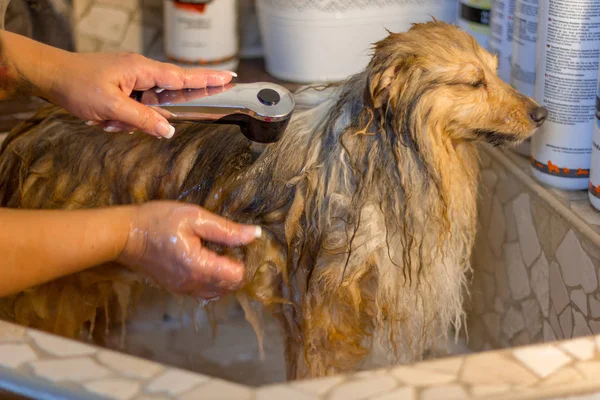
xmin=470 ymin=80 xmax=486 ymax=89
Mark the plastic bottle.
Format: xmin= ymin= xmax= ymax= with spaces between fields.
xmin=164 ymin=0 xmax=239 ymax=71
xmin=509 ymin=0 xmax=539 ymax=157
xmin=588 ymin=78 xmax=600 ymax=209
xmin=530 ymin=0 xmax=600 ymax=190
xmin=458 ymin=0 xmax=492 ymax=50
xmin=489 ymin=0 xmax=515 ymax=83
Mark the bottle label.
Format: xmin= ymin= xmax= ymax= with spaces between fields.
xmin=164 ymin=0 xmax=238 ymax=64
xmin=530 ymin=0 xmax=600 ymax=178
xmin=458 ymin=0 xmax=492 ymax=49
xmin=490 ymin=0 xmax=516 ymax=83
xmin=510 ymin=0 xmax=539 ymax=97
xmin=589 ymin=96 xmax=600 ymax=196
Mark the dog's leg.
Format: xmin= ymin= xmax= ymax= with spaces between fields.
xmin=300 ymin=257 xmax=379 ymax=378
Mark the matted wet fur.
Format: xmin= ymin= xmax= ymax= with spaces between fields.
xmin=0 ymin=21 xmax=544 ymax=379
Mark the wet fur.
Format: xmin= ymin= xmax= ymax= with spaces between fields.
xmin=0 ymin=22 xmax=543 ymax=379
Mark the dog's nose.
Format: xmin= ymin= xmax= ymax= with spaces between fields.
xmin=529 ymin=107 xmax=548 ymax=126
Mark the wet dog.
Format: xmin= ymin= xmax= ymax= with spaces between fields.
xmin=0 ymin=21 xmax=546 ymax=379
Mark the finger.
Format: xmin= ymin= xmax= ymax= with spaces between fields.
xmin=194 ymin=247 xmax=245 ymax=290
xmin=102 ymin=121 xmax=142 ymax=135
xmin=141 ymin=62 xmax=236 ymax=91
xmin=149 ymin=105 xmax=175 ymax=120
xmin=191 ymin=209 xmax=262 ymax=247
xmin=105 ymin=95 xmax=175 ymax=138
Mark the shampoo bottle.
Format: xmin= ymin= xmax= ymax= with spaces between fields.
xmin=458 ymin=0 xmax=492 ymax=50
xmin=509 ymin=0 xmax=539 ymax=157
xmin=530 ymin=0 xmax=600 ymax=190
xmin=164 ymin=0 xmax=239 ymax=71
xmin=489 ymin=0 xmax=516 ymax=83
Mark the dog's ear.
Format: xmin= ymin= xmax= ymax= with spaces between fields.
xmin=368 ymin=65 xmax=396 ymax=110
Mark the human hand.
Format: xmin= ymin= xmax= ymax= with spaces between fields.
xmin=117 ymin=201 xmax=261 ymax=299
xmin=44 ymin=52 xmax=235 ymax=138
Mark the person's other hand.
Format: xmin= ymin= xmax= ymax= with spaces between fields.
xmin=45 ymin=52 xmax=235 ymax=138
xmin=117 ymin=201 xmax=261 ymax=299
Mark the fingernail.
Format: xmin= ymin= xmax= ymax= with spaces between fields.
xmin=227 ymin=71 xmax=238 ymax=78
xmin=104 ymin=126 xmax=119 ymax=132
xmin=85 ymin=120 xmax=98 ymax=126
xmin=156 ymin=121 xmax=175 ymax=138
xmin=155 ymin=88 xmax=165 ymax=93
xmin=254 ymin=226 xmax=262 ymax=238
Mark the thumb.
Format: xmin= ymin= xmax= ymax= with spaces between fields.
xmin=190 ymin=208 xmax=262 ymax=247
xmin=106 ymin=95 xmax=175 ymax=138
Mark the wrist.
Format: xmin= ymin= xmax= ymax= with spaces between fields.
xmin=116 ymin=204 xmax=146 ymax=271
xmin=0 ymin=30 xmax=69 ymax=100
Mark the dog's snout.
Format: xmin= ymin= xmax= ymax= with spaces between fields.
xmin=529 ymin=107 xmax=548 ymax=126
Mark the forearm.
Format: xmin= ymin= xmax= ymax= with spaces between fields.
xmin=0 ymin=206 xmax=134 ymax=297
xmin=0 ymin=30 xmax=66 ymax=100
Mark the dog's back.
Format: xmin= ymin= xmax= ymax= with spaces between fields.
xmin=0 ymin=105 xmax=256 ymax=211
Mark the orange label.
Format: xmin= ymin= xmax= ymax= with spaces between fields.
xmin=173 ymin=1 xmax=210 ymax=13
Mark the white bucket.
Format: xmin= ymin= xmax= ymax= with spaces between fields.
xmin=256 ymin=0 xmax=459 ymax=83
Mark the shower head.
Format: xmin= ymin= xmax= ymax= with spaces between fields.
xmin=131 ymin=82 xmax=295 ymax=143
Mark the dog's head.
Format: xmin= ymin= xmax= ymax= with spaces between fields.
xmin=365 ymin=20 xmax=546 ymax=146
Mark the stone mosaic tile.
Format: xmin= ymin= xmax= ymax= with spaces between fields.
xmin=470 ymin=384 xmax=512 ymax=397
xmin=421 ymin=384 xmax=468 ymax=400
xmin=560 ymin=306 xmax=574 ymax=339
xmin=531 ymin=253 xmax=551 ymax=318
xmin=256 ymin=385 xmax=317 ymax=400
xmin=513 ymin=193 xmax=542 ymax=267
xmin=550 ymin=261 xmax=570 ymax=315
xmin=460 ymin=352 xmax=538 ymax=386
xmin=571 ymin=289 xmax=589 ymax=317
xmin=28 ymin=330 xmax=95 ymax=357
xmin=550 ymin=307 xmax=564 ymax=340
xmin=590 ymin=296 xmax=600 ymax=318
xmin=29 ymin=357 xmax=112 ymax=382
xmin=84 ymin=378 xmax=141 ymax=400
xmin=557 ymin=231 xmax=598 ymax=294
xmin=326 ymin=376 xmax=397 ymax=400
xmin=97 ymin=350 xmax=163 ymax=379
xmin=560 ymin=338 xmax=596 ymax=361
xmin=502 ymin=306 xmax=525 ymax=340
xmin=291 ymin=376 xmax=345 ymax=395
xmin=77 ymin=4 xmax=130 ymax=43
xmin=522 ymin=299 xmax=543 ymax=338
xmin=544 ymin=321 xmax=558 ymax=342
xmin=573 ymin=309 xmax=593 ymax=338
xmin=0 ymin=323 xmax=25 ymax=342
xmin=504 ymin=242 xmax=531 ymax=300
xmin=0 ymin=344 xmax=37 ymax=368
xmin=391 ymin=366 xmax=455 ymax=386
xmin=181 ymin=380 xmax=253 ymax=400
xmin=512 ymin=345 xmax=571 ymax=378
xmin=369 ymin=386 xmax=416 ymax=400
xmin=145 ymin=370 xmax=208 ymax=396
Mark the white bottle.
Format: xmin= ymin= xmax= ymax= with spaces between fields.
xmin=489 ymin=0 xmax=516 ymax=83
xmin=509 ymin=0 xmax=539 ymax=156
xmin=164 ymin=0 xmax=239 ymax=71
xmin=458 ymin=0 xmax=492 ymax=50
xmin=589 ymin=81 xmax=600 ymax=210
xmin=530 ymin=0 xmax=600 ymax=190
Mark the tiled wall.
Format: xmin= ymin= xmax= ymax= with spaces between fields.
xmin=467 ymin=146 xmax=600 ymax=353
xmin=74 ymin=0 xmax=163 ymax=56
